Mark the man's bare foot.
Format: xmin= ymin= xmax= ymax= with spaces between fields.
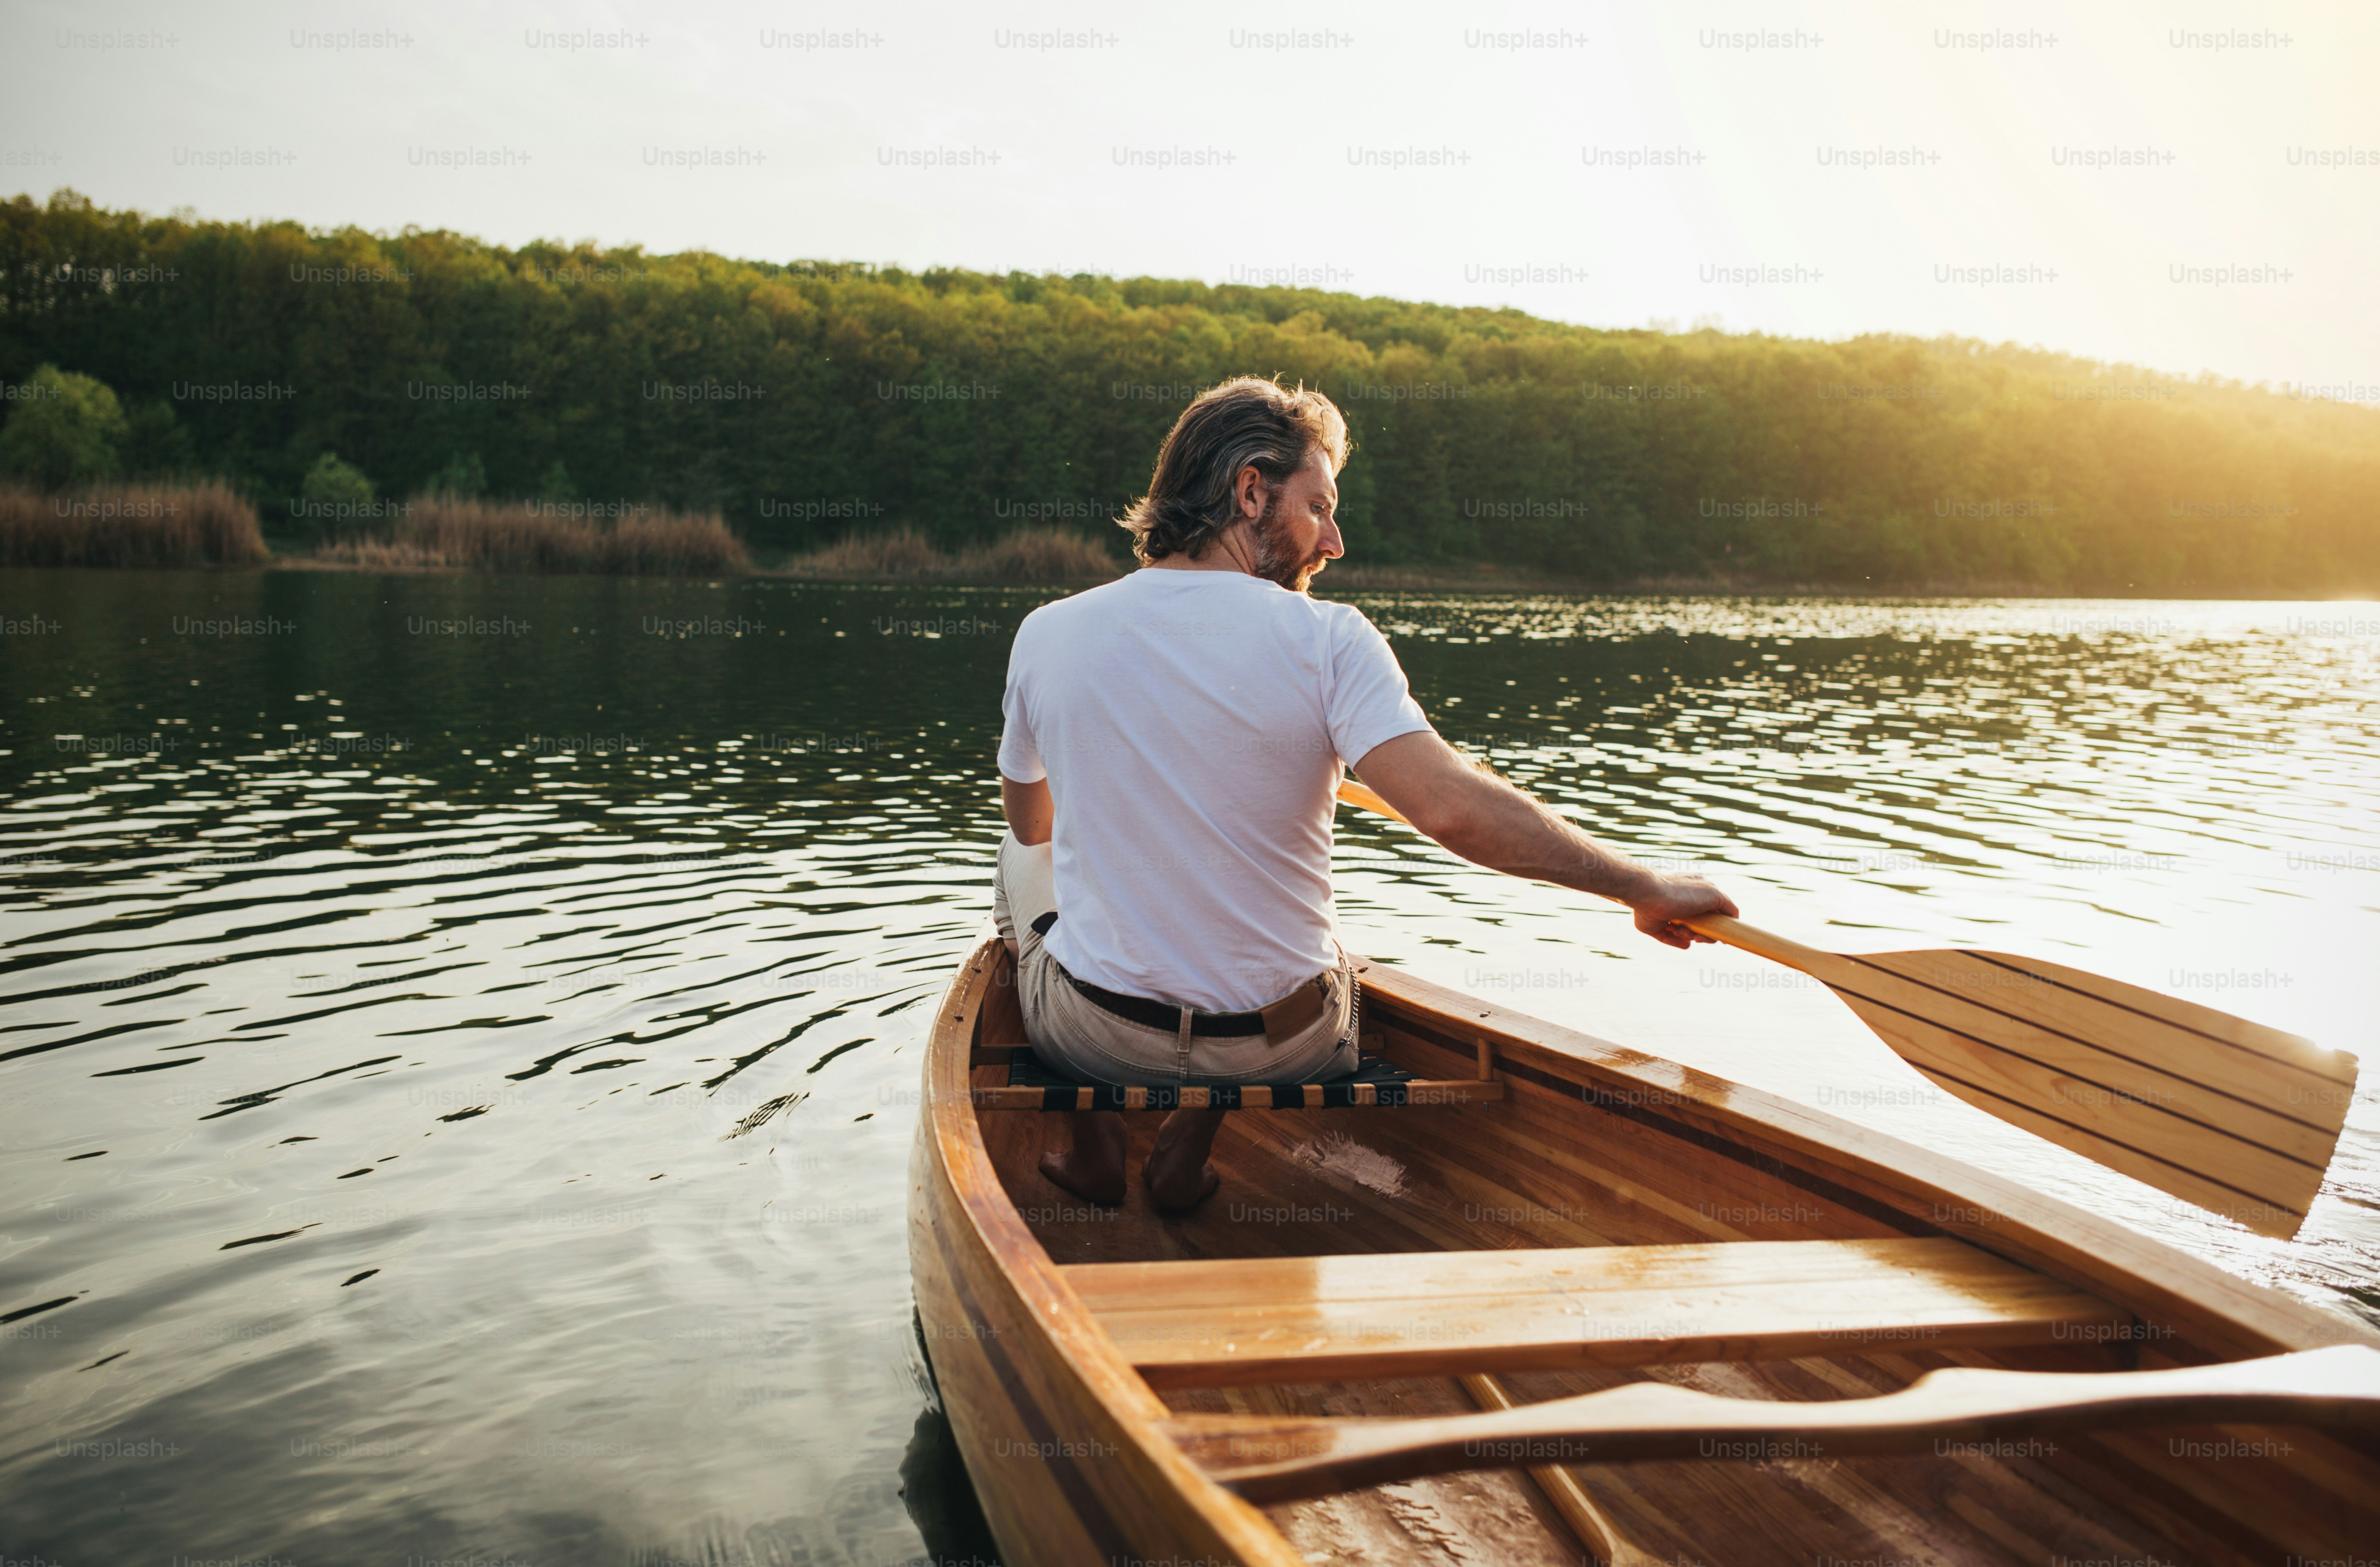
xmin=1145 ymin=1155 xmax=1221 ymax=1213
xmin=1039 ymin=1111 xmax=1126 ymax=1206
xmin=1145 ymin=1106 xmax=1229 ymax=1213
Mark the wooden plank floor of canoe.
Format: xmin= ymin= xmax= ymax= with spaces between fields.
xmin=975 ymin=1101 xmax=1600 ymax=1561
xmin=1173 ymin=1375 xmax=1585 ymax=1567
xmin=976 ymin=1103 xmax=1548 ymax=1267
xmin=977 ymin=1100 xmax=2326 ymax=1565
xmin=973 ymin=1080 xmax=1933 ymax=1274
xmin=971 ymin=1007 xmax=1947 ymax=1270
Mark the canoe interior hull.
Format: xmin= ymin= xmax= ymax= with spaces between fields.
xmin=912 ymin=938 xmax=2380 ymax=1565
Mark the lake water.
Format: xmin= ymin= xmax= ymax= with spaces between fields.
xmin=3 ymin=568 xmax=2375 ymax=1564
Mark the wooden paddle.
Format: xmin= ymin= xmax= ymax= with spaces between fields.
xmin=1166 ymin=1344 xmax=2380 ymax=1502
xmin=1333 ymin=778 xmax=2359 ymax=1240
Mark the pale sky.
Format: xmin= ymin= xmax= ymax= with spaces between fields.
xmin=4 ymin=0 xmax=2374 ymax=397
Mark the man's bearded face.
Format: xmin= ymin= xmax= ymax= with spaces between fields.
xmin=1250 ymin=495 xmax=1329 ymax=593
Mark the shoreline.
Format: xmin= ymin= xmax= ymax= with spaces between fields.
xmin=9 ymin=487 xmax=2370 ymax=598
xmin=4 ymin=553 xmax=2370 ymax=603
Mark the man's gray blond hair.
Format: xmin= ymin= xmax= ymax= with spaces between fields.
xmin=1118 ymin=376 xmax=1350 ymax=564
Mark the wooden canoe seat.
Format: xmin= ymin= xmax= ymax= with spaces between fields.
xmin=1064 ymin=1237 xmax=2126 ymax=1388
xmin=971 ymin=1049 xmax=1505 ymax=1112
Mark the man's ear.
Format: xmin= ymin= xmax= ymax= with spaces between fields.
xmin=1236 ymin=463 xmax=1269 ymax=522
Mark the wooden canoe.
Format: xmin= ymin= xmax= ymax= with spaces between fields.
xmin=908 ymin=934 xmax=2380 ymax=1566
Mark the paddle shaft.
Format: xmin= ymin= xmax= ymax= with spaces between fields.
xmin=1678 ymin=912 xmax=1832 ymax=971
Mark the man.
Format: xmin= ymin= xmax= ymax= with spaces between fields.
xmin=994 ymin=376 xmax=1736 ymax=1210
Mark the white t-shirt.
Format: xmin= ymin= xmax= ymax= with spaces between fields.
xmin=997 ymin=568 xmax=1432 ymax=1012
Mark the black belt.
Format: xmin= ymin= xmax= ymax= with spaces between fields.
xmin=1033 ymin=910 xmax=1270 ymax=1037
xmin=1060 ymin=966 xmax=1270 ymax=1037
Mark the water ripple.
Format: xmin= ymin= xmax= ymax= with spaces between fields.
xmin=2 ymin=572 xmax=2375 ymax=1561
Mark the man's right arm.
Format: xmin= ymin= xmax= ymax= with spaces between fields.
xmin=1351 ymin=729 xmax=1737 ymax=950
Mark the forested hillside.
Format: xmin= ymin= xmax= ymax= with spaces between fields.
xmin=5 ymin=188 xmax=2376 ymax=591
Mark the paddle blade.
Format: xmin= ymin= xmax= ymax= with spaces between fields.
xmin=1827 ymin=948 xmax=2357 ymax=1240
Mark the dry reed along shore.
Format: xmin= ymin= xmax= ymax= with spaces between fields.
xmin=778 ymin=525 xmax=1116 ymax=583
xmin=303 ymin=496 xmax=753 ymax=575
xmin=0 ymin=486 xmax=1120 ymax=583
xmin=0 ymin=482 xmax=270 ymax=568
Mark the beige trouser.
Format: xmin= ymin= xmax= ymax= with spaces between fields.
xmin=991 ymin=833 xmax=1360 ymax=1088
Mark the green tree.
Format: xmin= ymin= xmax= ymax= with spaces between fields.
xmin=300 ymin=452 xmax=375 ymax=517
xmin=0 ymin=364 xmax=128 ymax=488
xmin=538 ymin=458 xmax=575 ymax=503
xmin=3 ymin=192 xmax=2376 ymax=591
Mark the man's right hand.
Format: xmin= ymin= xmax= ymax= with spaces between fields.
xmin=1627 ymin=872 xmax=1739 ymax=950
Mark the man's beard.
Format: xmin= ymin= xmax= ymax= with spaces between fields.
xmin=1249 ymin=504 xmax=1328 ymax=593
